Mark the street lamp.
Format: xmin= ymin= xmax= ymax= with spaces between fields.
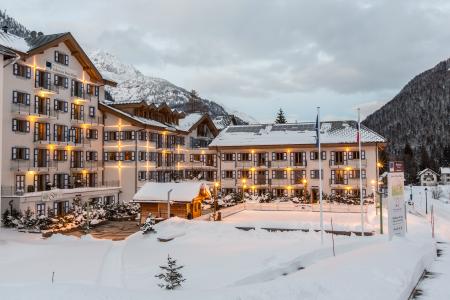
xmin=242 ymin=178 xmax=247 ymax=202
xmin=167 ymin=188 xmax=173 ymax=219
xmin=424 ymin=187 xmax=428 ymax=215
xmin=302 ymin=179 xmax=308 ymax=203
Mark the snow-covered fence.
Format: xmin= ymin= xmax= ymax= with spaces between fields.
xmin=197 ymin=203 xmax=246 ymax=220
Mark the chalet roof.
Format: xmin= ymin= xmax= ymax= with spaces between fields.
xmin=417 ymin=168 xmax=438 ymax=176
xmin=0 ymin=31 xmax=115 ymax=86
xmin=176 ymin=113 xmax=204 ymax=131
xmin=109 ymin=99 xmax=185 ymax=115
xmin=132 ymin=181 xmax=211 ymax=203
xmin=209 ymin=121 xmax=386 ymax=148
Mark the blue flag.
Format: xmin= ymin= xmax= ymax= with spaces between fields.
xmin=315 ymin=114 xmax=320 ymax=147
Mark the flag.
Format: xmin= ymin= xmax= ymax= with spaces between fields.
xmin=315 ymin=114 xmax=320 ymax=147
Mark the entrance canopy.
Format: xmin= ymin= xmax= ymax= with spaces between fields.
xmin=132 ymin=181 xmax=211 ymax=203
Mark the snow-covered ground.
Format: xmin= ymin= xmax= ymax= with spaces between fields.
xmin=0 ymin=204 xmax=437 ymax=300
xmin=405 ymin=185 xmax=450 ymax=299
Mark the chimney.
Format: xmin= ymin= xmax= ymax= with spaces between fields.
xmin=30 ymin=31 xmax=37 ymax=38
xmin=1 ymin=25 xmax=7 ymax=33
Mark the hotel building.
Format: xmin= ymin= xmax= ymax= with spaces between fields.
xmin=0 ymin=30 xmax=121 ymax=215
xmin=209 ymin=122 xmax=386 ymax=200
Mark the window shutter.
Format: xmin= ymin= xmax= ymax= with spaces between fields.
xmin=35 ymin=70 xmax=40 ymax=87
xmin=290 ymin=152 xmax=294 ymax=165
xmin=283 ymin=152 xmax=287 ymax=160
xmin=12 ymin=119 xmax=18 ymax=131
xmin=272 ymin=170 xmax=275 ymax=178
xmin=131 ymin=151 xmax=135 ymax=161
xmin=362 ymin=169 xmax=366 ymax=179
xmin=25 ymin=148 xmax=30 ymax=160
xmin=46 ymin=123 xmax=50 ymax=141
xmin=348 ymin=151 xmax=353 ymax=160
xmin=71 ymin=80 xmax=75 ymax=96
xmin=26 ymin=66 xmax=31 ymax=78
xmin=237 ymin=170 xmax=241 ymax=179
xmin=272 ymin=152 xmax=275 ymax=160
xmin=12 ymin=147 xmax=17 ymax=160
xmin=33 ymin=149 xmax=38 ymax=167
xmin=46 ymin=73 xmax=51 ymax=88
xmin=237 ymin=153 xmax=241 ymax=161
xmin=54 ymin=50 xmax=58 ymax=62
xmin=13 ymin=63 xmax=18 ymax=75
xmin=361 ymin=150 xmax=366 ymax=160
xmin=25 ymin=94 xmax=30 ymax=105
xmin=94 ymin=86 xmax=99 ymax=96
xmin=221 ymin=171 xmax=225 ymax=179
xmin=344 ymin=171 xmax=348 ymax=184
xmin=45 ymin=98 xmax=50 ymax=115
xmin=71 ymin=103 xmax=75 ymax=119
xmin=283 ymin=170 xmax=287 ymax=179
xmin=330 ymin=151 xmax=335 ymax=164
xmin=131 ymin=131 xmax=136 ymax=140
xmin=232 ymin=171 xmax=236 ymax=179
xmin=310 ymin=152 xmax=314 ymax=160
xmin=302 ymin=152 xmax=306 ymax=165
xmin=64 ymin=54 xmax=69 ymax=65
xmin=64 ymin=77 xmax=69 ymax=89
xmin=343 ymin=151 xmax=348 ymax=164
xmin=80 ymin=105 xmax=84 ymax=120
xmin=321 ymin=151 xmax=326 ymax=160
xmin=54 ymin=74 xmax=59 ymax=86
xmin=25 ymin=121 xmax=30 ymax=133
xmin=221 ymin=153 xmax=225 ymax=161
xmin=12 ymin=91 xmax=18 ymax=103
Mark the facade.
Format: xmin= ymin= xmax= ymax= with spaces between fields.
xmin=209 ymin=122 xmax=386 ymax=200
xmin=441 ymin=167 xmax=450 ymax=185
xmin=0 ymin=31 xmax=120 ymax=216
xmin=100 ymin=101 xmax=219 ymax=202
xmin=417 ymin=168 xmax=439 ymax=186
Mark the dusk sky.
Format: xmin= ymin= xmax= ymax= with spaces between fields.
xmin=4 ymin=0 xmax=450 ymax=122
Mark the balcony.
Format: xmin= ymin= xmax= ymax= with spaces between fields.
xmin=271 ymin=178 xmax=290 ymax=186
xmin=31 ymin=160 xmax=57 ymax=172
xmin=271 ymin=160 xmax=289 ymax=168
xmin=85 ymin=161 xmax=101 ymax=170
xmin=10 ymin=160 xmax=32 ymax=172
xmin=329 ymin=159 xmax=367 ymax=168
xmin=236 ymin=160 xmax=253 ymax=168
xmin=290 ymin=161 xmax=307 ymax=168
xmin=85 ymin=116 xmax=102 ymax=126
xmin=254 ymin=175 xmax=267 ymax=186
xmin=35 ymin=83 xmax=59 ymax=95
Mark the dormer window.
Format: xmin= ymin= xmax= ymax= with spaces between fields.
xmin=54 ymin=51 xmax=69 ymax=66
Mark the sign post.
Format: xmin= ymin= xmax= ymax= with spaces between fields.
xmin=387 ymin=170 xmax=406 ymax=240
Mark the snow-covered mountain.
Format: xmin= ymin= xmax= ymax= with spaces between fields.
xmin=90 ymin=50 xmax=255 ymax=125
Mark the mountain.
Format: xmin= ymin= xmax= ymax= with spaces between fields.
xmin=89 ymin=50 xmax=254 ymax=125
xmin=363 ymin=58 xmax=450 ymax=181
xmin=0 ymin=10 xmax=30 ymax=38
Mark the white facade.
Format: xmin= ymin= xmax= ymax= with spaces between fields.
xmin=417 ymin=168 xmax=439 ymax=186
xmin=0 ymin=32 xmax=120 ymax=216
xmin=441 ymin=167 xmax=450 ymax=185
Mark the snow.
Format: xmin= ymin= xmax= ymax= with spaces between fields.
xmin=209 ymin=122 xmax=386 ymax=147
xmin=133 ymin=181 xmax=211 ymax=203
xmin=0 ymin=31 xmax=29 ymax=53
xmin=0 ymin=204 xmax=438 ymax=300
xmin=176 ymin=113 xmax=204 ymax=131
xmin=440 ymin=167 xmax=450 ymax=174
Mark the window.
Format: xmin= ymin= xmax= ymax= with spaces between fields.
xmin=15 ymin=175 xmax=25 ymax=192
xmin=53 ymin=125 xmax=68 ymax=142
xmin=70 ymin=127 xmax=84 ymax=144
xmin=54 ymin=51 xmax=69 ymax=65
xmin=104 ymin=131 xmax=119 ymax=141
xmin=222 ymin=153 xmax=235 ymax=161
xmin=272 ymin=170 xmax=287 ymax=179
xmin=190 ymin=154 xmax=202 ymax=162
xmin=34 ymin=122 xmax=50 ymax=141
xmin=88 ymin=106 xmax=96 ymax=118
xmin=53 ymin=150 xmax=68 ymax=161
xmin=122 ymin=151 xmax=135 ymax=161
xmin=53 ymin=174 xmax=69 ymax=189
xmin=104 ymin=152 xmax=119 ymax=161
xmin=71 ymin=80 xmax=84 ymax=98
xmin=120 ymin=131 xmax=136 ymax=140
xmin=86 ymin=151 xmax=98 ymax=161
xmin=54 ymin=99 xmax=68 ymax=112
xmin=310 ymin=169 xmax=323 ymax=179
xmin=34 ymin=149 xmax=50 ymax=168
xmin=12 ymin=91 xmax=30 ymax=105
xmin=348 ymin=169 xmax=366 ymax=179
xmin=12 ymin=63 xmax=31 ymax=78
xmin=70 ymin=151 xmax=84 ymax=168
xmin=310 ymin=151 xmax=319 ymax=160
xmin=272 ymin=152 xmax=287 ymax=161
xmin=71 ymin=104 xmax=84 ymax=120
xmin=240 ymin=170 xmax=251 ymax=179
xmin=138 ymin=151 xmax=147 ymax=161
xmin=12 ymin=147 xmax=30 ymax=160
xmin=104 ymin=195 xmax=115 ymax=205
xmin=54 ymin=74 xmax=69 ymax=88
xmin=223 ymin=170 xmax=235 ymax=179
xmin=34 ymin=96 xmax=50 ymax=115
xmin=138 ymin=171 xmax=147 ymax=181
xmin=35 ymin=70 xmax=51 ymax=89
xmin=138 ymin=131 xmax=147 ymax=141
xmin=238 ymin=153 xmax=252 ymax=161
xmin=348 ymin=150 xmax=365 ymax=160
xmin=292 ymin=152 xmax=306 ymax=166
xmin=86 ymin=129 xmax=98 ymax=140
xmin=12 ymin=119 xmax=30 ymax=133
xmin=36 ymin=203 xmax=46 ymax=216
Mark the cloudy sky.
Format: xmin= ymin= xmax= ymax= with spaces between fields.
xmin=4 ymin=0 xmax=450 ymax=122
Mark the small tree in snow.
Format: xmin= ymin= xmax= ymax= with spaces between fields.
xmin=275 ymin=108 xmax=287 ymax=124
xmin=155 ymin=255 xmax=186 ymax=290
xmin=431 ymin=187 xmax=443 ymax=200
xmin=141 ymin=213 xmax=156 ymax=234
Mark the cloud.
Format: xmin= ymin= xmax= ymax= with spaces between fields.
xmin=3 ymin=0 xmax=450 ymax=121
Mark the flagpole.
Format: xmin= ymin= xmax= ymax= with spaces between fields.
xmin=358 ymin=108 xmax=364 ymax=236
xmin=318 ymin=107 xmax=324 ymax=245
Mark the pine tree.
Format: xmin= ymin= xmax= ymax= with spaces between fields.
xmin=155 ymin=255 xmax=186 ymax=290
xmin=275 ymin=108 xmax=287 ymax=124
xmin=188 ymin=90 xmax=199 ymax=113
xmin=402 ymin=142 xmax=417 ymax=184
xmin=141 ymin=213 xmax=156 ymax=234
xmin=419 ymin=145 xmax=432 ymax=171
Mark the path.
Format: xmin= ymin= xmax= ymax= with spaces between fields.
xmin=97 ymin=241 xmax=126 ymax=287
xmin=63 ymin=221 xmax=139 ymax=241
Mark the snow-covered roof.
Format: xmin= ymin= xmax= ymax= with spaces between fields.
xmin=417 ymin=168 xmax=438 ymax=176
xmin=132 ymin=181 xmax=211 ymax=203
xmin=0 ymin=31 xmax=67 ymax=53
xmin=441 ymin=167 xmax=450 ymax=174
xmin=209 ymin=121 xmax=386 ymax=147
xmin=176 ymin=113 xmax=204 ymax=131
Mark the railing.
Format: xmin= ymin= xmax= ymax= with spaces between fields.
xmin=329 ymin=159 xmax=367 ymax=167
xmin=85 ymin=161 xmax=100 ymax=170
xmin=271 ymin=178 xmax=290 ymax=186
xmin=35 ymin=83 xmax=59 ymax=94
xmin=271 ymin=160 xmax=289 ymax=168
xmin=290 ymin=161 xmax=307 ymax=167
xmin=32 ymin=160 xmax=57 ymax=170
xmin=11 ymin=103 xmax=32 ymax=115
xmin=236 ymin=161 xmax=253 ymax=168
xmin=10 ymin=160 xmax=32 ymax=171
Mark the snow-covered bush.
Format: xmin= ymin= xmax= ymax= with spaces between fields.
xmin=432 ymin=187 xmax=443 ymax=200
xmin=155 ymin=255 xmax=186 ymax=290
xmin=141 ymin=213 xmax=156 ymax=234
xmin=1 ymin=208 xmax=21 ymax=228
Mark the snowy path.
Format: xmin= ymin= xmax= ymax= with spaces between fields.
xmin=97 ymin=241 xmax=125 ymax=287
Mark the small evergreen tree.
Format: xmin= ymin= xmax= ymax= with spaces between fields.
xmin=275 ymin=108 xmax=287 ymax=124
xmin=155 ymin=255 xmax=186 ymax=289
xmin=141 ymin=213 xmax=156 ymax=234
